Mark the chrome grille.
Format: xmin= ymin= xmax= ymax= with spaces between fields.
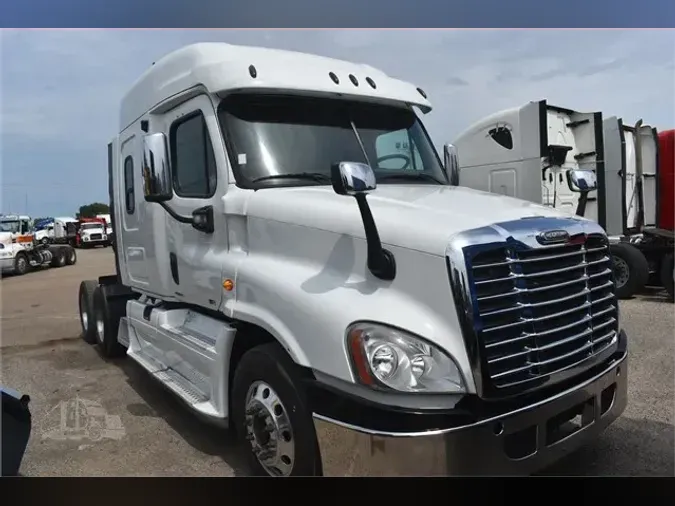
xmin=469 ymin=234 xmax=618 ymax=390
xmin=90 ymin=233 xmax=102 ymax=240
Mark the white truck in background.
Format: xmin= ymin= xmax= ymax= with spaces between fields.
xmin=33 ymin=217 xmax=79 ymax=245
xmin=78 ymin=221 xmax=110 ymax=248
xmin=0 ymin=214 xmax=77 ymax=276
xmin=451 ymin=99 xmax=669 ymax=299
xmin=78 ymin=43 xmax=627 ymax=477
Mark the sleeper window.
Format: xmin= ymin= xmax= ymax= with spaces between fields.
xmin=170 ymin=112 xmax=217 ymax=198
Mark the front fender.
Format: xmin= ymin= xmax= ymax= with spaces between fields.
xmin=227 ymin=225 xmax=476 ymax=391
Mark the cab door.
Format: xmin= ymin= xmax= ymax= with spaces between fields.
xmin=161 ymin=94 xmax=229 ymax=310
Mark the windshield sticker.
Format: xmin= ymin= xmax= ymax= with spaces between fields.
xmin=238 ymin=153 xmax=247 ymax=166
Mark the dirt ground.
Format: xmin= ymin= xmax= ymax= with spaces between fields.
xmin=1 ymin=247 xmax=673 ymax=476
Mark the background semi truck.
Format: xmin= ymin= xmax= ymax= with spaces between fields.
xmin=0 ymin=214 xmax=77 ymax=276
xmin=78 ymin=43 xmax=628 ymax=476
xmin=75 ymin=218 xmax=110 ymax=248
xmin=452 ymin=100 xmax=673 ymax=299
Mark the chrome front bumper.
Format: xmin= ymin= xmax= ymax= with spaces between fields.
xmin=314 ymin=351 xmax=627 ymax=476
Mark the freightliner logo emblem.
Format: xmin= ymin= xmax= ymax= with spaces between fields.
xmin=536 ymin=229 xmax=570 ymax=245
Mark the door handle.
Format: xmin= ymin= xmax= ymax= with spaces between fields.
xmin=170 ymin=252 xmax=179 ymax=285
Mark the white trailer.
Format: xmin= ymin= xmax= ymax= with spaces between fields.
xmin=451 ymin=99 xmax=664 ymax=299
xmin=78 ymin=43 xmax=627 ymax=476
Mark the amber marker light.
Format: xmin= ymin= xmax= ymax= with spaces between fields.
xmin=223 ymin=279 xmax=234 ymax=291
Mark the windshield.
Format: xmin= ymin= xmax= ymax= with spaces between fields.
xmin=217 ymin=94 xmax=447 ymax=188
xmin=0 ymin=220 xmax=20 ymax=233
xmin=81 ymin=223 xmax=103 ymax=230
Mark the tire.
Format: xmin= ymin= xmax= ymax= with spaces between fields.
xmin=231 ymin=342 xmax=320 ymax=477
xmin=79 ymin=280 xmax=98 ymax=344
xmin=50 ymin=247 xmax=67 ymax=268
xmin=92 ymin=285 xmax=127 ymax=358
xmin=660 ymin=252 xmax=674 ymax=300
xmin=610 ymin=242 xmax=649 ymax=299
xmin=41 ymin=237 xmax=49 ymax=246
xmin=13 ymin=253 xmax=29 ymax=276
xmin=65 ymin=246 xmax=77 ymax=266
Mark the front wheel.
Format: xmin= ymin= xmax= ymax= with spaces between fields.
xmin=13 ymin=253 xmax=29 ymax=276
xmin=231 ymin=343 xmax=321 ymax=477
xmin=610 ymin=242 xmax=649 ymax=299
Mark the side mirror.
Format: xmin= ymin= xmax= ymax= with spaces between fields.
xmin=567 ymin=169 xmax=598 ymax=193
xmin=331 ymin=161 xmax=376 ymax=196
xmin=443 ymin=144 xmax=460 ymax=186
xmin=142 ymin=133 xmax=173 ymax=202
xmin=191 ymin=205 xmax=214 ymax=234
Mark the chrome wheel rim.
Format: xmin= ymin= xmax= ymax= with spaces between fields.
xmin=613 ymin=257 xmax=629 ymax=288
xmin=95 ymin=310 xmax=105 ymax=344
xmin=244 ymin=381 xmax=295 ymax=477
xmin=16 ymin=257 xmax=26 ymax=272
xmin=80 ymin=293 xmax=89 ymax=331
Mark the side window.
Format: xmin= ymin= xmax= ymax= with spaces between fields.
xmin=488 ymin=125 xmax=514 ymax=150
xmin=21 ymin=220 xmax=31 ymax=234
xmin=375 ymin=129 xmax=424 ymax=170
xmin=124 ymin=155 xmax=135 ymax=214
xmin=170 ymin=112 xmax=217 ymax=198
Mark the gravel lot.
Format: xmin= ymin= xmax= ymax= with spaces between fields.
xmin=1 ymin=247 xmax=673 ymax=476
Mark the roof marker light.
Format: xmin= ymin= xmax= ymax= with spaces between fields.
xmin=329 ymin=72 xmax=340 ymax=84
xmin=349 ymin=74 xmax=359 ymax=86
xmin=248 ymin=65 xmax=257 ymax=78
xmin=366 ymin=77 xmax=376 ymax=89
xmin=416 ymin=87 xmax=427 ymax=99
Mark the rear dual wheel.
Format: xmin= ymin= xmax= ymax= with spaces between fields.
xmin=78 ymin=280 xmax=126 ymax=357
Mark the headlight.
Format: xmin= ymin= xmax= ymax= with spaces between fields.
xmin=346 ymin=322 xmax=465 ymax=393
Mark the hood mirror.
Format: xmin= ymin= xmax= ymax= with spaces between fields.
xmin=443 ymin=144 xmax=460 ymax=186
xmin=331 ymin=161 xmax=376 ymax=196
xmin=331 ymin=161 xmax=395 ymax=282
xmin=567 ymin=169 xmax=598 ymax=193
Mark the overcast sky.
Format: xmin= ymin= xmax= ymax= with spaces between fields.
xmin=1 ymin=29 xmax=673 ymax=216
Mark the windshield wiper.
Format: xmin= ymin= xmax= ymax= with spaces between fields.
xmin=252 ymin=172 xmax=332 ymax=184
xmin=377 ymin=172 xmax=444 ymax=185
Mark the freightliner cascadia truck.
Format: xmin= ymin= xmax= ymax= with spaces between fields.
xmin=78 ymin=43 xmax=628 ymax=476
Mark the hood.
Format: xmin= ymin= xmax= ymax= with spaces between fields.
xmin=244 ymin=184 xmax=579 ymax=256
xmin=81 ymin=227 xmax=104 ymax=234
xmin=0 ymin=232 xmax=13 ymax=245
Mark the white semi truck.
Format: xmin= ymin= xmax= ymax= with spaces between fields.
xmin=79 ymin=43 xmax=627 ymax=476
xmin=0 ymin=214 xmax=77 ymax=275
xmin=451 ymin=100 xmax=668 ymax=299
